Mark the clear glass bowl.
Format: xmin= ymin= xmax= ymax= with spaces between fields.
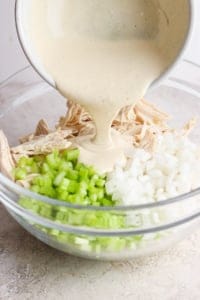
xmin=0 ymin=62 xmax=200 ymax=261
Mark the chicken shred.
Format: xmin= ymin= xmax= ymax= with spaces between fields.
xmin=12 ymin=130 xmax=72 ymax=161
xmin=19 ymin=99 xmax=170 ymax=152
xmin=20 ymin=119 xmax=50 ymax=144
xmin=56 ymin=99 xmax=170 ymax=151
xmin=0 ymin=99 xmax=197 ymax=180
xmin=35 ymin=119 xmax=50 ymax=136
xmin=0 ymin=130 xmax=15 ymax=179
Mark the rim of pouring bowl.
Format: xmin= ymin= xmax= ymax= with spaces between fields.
xmin=15 ymin=0 xmax=195 ymax=91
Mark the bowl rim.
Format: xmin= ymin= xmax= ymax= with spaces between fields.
xmin=15 ymin=0 xmax=195 ymax=90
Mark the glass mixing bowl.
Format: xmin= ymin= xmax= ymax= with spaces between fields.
xmin=0 ymin=61 xmax=200 ymax=261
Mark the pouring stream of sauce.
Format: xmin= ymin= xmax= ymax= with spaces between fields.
xmin=25 ymin=0 xmax=189 ymax=172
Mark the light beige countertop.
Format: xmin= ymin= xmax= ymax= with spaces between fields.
xmin=0 ymin=203 xmax=200 ymax=300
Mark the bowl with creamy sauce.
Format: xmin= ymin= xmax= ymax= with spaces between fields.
xmin=16 ymin=0 xmax=194 ymax=91
xmin=0 ymin=62 xmax=200 ymax=261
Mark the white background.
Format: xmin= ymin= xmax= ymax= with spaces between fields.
xmin=0 ymin=0 xmax=200 ymax=83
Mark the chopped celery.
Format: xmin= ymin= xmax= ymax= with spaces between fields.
xmin=13 ymin=168 xmax=27 ymax=180
xmin=14 ymin=149 xmax=146 ymax=254
xmin=66 ymin=149 xmax=79 ymax=162
xmin=53 ymin=172 xmax=66 ymax=186
xmin=14 ymin=149 xmax=114 ymax=206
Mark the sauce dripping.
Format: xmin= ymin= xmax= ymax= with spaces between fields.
xmin=24 ymin=0 xmax=189 ymax=172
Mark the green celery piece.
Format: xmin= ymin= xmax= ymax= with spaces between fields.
xmin=53 ymin=172 xmax=66 ymax=187
xmin=18 ymin=156 xmax=34 ymax=167
xmin=31 ymin=185 xmax=40 ymax=193
xmin=67 ymin=180 xmax=79 ymax=194
xmin=39 ymin=204 xmax=53 ymax=219
xmin=46 ymin=151 xmax=60 ymax=168
xmin=96 ymin=178 xmax=106 ymax=188
xmin=57 ymin=190 xmax=69 ymax=201
xmin=14 ymin=168 xmax=27 ymax=180
xmin=42 ymin=162 xmax=52 ymax=174
xmin=59 ymin=161 xmax=73 ymax=171
xmin=66 ymin=149 xmax=80 ymax=162
xmin=66 ymin=169 xmax=79 ymax=181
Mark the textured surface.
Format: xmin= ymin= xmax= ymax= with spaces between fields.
xmin=0 ymin=203 xmax=200 ymax=300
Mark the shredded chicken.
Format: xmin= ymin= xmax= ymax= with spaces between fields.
xmin=56 ymin=99 xmax=170 ymax=151
xmin=133 ymin=99 xmax=169 ymax=126
xmin=20 ymin=119 xmax=50 ymax=144
xmin=34 ymin=119 xmax=50 ymax=136
xmin=0 ymin=98 xmax=197 ymax=182
xmin=12 ymin=130 xmax=72 ymax=161
xmin=19 ymin=99 xmax=170 ymax=152
xmin=0 ymin=130 xmax=15 ymax=179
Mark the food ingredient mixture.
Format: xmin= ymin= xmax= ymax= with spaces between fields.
xmin=0 ymin=99 xmax=200 ymax=255
xmin=21 ymin=0 xmax=190 ymax=171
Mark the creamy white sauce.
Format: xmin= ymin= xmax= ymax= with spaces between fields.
xmin=24 ymin=0 xmax=189 ymax=172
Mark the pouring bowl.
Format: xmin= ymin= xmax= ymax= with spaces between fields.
xmin=15 ymin=0 xmax=195 ymax=92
